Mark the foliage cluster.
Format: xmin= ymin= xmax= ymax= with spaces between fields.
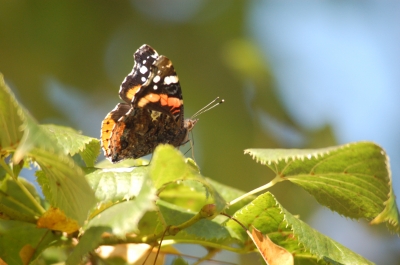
xmin=0 ymin=74 xmax=399 ymax=264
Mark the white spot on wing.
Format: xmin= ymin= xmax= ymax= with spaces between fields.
xmin=141 ymin=77 xmax=146 ymax=82
xmin=169 ymin=75 xmax=179 ymax=83
xmin=153 ymin=85 xmax=158 ymax=90
xmin=140 ymin=66 xmax=148 ymax=74
xmin=142 ymin=59 xmax=147 ymax=64
xmin=153 ymin=75 xmax=161 ymax=83
xmin=164 ymin=75 xmax=178 ymax=85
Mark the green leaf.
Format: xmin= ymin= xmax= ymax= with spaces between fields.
xmin=85 ymin=167 xmax=147 ymax=204
xmin=31 ymin=143 xmax=96 ymax=225
xmin=0 ymin=220 xmax=61 ymax=265
xmin=205 ymin=177 xmax=255 ymax=215
xmin=150 ymin=145 xmax=226 ymax=213
xmin=0 ymin=74 xmax=24 ymax=155
xmin=41 ymin=125 xmax=101 ymax=167
xmin=283 ymin=206 xmax=373 ymax=265
xmin=0 ymin=74 xmax=96 ymax=225
xmin=0 ymin=174 xmax=41 ymax=222
xmin=85 ymin=176 xmax=156 ymax=236
xmin=245 ymin=142 xmax=399 ymax=232
xmin=149 ymin=144 xmax=198 ymax=189
xmin=68 ymin=176 xmax=157 ymax=263
xmin=157 ymin=200 xmax=238 ymax=249
xmin=66 ymin=226 xmax=110 ymax=265
xmin=227 ymin=192 xmax=374 ymax=265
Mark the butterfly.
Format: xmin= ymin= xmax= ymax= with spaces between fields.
xmin=100 ymin=44 xmax=198 ymax=163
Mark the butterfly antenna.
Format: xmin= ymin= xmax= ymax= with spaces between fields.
xmin=191 ymin=97 xmax=224 ymax=119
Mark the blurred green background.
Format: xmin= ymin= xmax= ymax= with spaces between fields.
xmin=1 ymin=1 xmax=400 ymax=264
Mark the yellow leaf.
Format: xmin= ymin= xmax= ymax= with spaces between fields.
xmin=37 ymin=207 xmax=79 ymax=233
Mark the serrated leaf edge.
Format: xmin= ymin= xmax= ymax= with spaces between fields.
xmin=244 ymin=142 xmax=365 ymax=165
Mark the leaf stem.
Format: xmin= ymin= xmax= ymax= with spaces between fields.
xmin=0 ymin=158 xmax=45 ymax=215
xmin=229 ymin=175 xmax=284 ymax=206
xmin=0 ymin=189 xmax=40 ymax=218
xmin=13 ymin=176 xmax=46 ymax=214
xmin=192 ymin=248 xmax=219 ymax=265
xmin=0 ymin=158 xmax=14 ymax=177
xmin=0 ymin=158 xmax=45 ymax=214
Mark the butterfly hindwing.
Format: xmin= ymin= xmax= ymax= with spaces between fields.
xmin=100 ymin=103 xmax=131 ymax=158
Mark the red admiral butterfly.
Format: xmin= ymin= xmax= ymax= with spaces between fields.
xmin=101 ymin=44 xmax=221 ymax=163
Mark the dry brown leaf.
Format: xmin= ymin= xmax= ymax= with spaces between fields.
xmin=249 ymin=227 xmax=294 ymax=265
xmin=37 ymin=207 xmax=79 ymax=233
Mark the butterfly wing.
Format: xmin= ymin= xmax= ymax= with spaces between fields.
xmin=100 ymin=103 xmax=131 ymax=159
xmin=119 ymin=44 xmax=159 ymax=104
xmin=133 ymin=55 xmax=184 ymax=124
xmin=120 ymin=44 xmax=184 ymax=123
xmin=101 ymin=45 xmax=189 ymax=163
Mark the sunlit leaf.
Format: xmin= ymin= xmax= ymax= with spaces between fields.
xmin=227 ymin=192 xmax=301 ymax=252
xmin=227 ymin=192 xmax=374 ymax=265
xmin=0 ymin=76 xmax=96 ymax=225
xmin=150 ymin=145 xmax=226 ymax=214
xmin=245 ymin=142 xmax=400 ymax=232
xmin=32 ymin=145 xmax=96 ymax=225
xmin=67 ymin=176 xmax=157 ymax=264
xmin=0 ymin=74 xmax=24 ymax=155
xmin=41 ymin=125 xmax=100 ymax=167
xmin=85 ymin=167 xmax=147 ymax=203
xmin=85 ymin=176 xmax=156 ymax=236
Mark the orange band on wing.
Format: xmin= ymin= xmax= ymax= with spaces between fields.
xmin=100 ymin=113 xmax=116 ymax=156
xmin=138 ymin=93 xmax=183 ymax=113
xmin=126 ymin=85 xmax=142 ymax=101
xmin=160 ymin=94 xmax=168 ymax=106
xmin=138 ymin=94 xmax=157 ymax=107
xmin=167 ymin=97 xmax=180 ymax=108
